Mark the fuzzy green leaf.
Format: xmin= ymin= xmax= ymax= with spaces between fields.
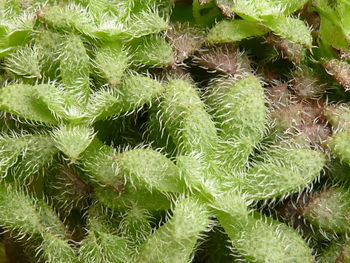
xmin=328 ymin=131 xmax=350 ymax=165
xmin=94 ymin=42 xmax=129 ymax=86
xmin=217 ymin=0 xmax=308 ymax=18
xmin=217 ymin=212 xmax=314 ymax=263
xmin=7 ymin=135 xmax=58 ymax=181
xmin=41 ymin=233 xmax=79 ymax=263
xmin=235 ymin=147 xmax=326 ymax=200
xmin=125 ymin=10 xmax=168 ymax=39
xmin=0 ymin=83 xmax=60 ymax=124
xmin=95 ymin=185 xmax=171 ymax=211
xmin=79 ymin=138 xmax=119 ymax=186
xmin=34 ymin=30 xmax=64 ymax=78
xmin=215 ymin=1 xmax=312 ymax=46
xmin=176 ymin=155 xmax=223 ymax=199
xmin=206 ymin=75 xmax=266 ymax=143
xmin=316 ymin=0 xmax=350 ymax=51
xmin=60 ymin=34 xmax=90 ymax=104
xmin=117 ymin=148 xmax=184 ymax=193
xmin=129 ymin=35 xmax=174 ymax=67
xmin=38 ymin=4 xmax=95 ymax=36
xmin=79 ymin=231 xmax=131 ymax=263
xmin=136 ymin=197 xmax=211 ymax=263
xmin=157 ymin=78 xmax=218 ymax=158
xmin=0 ymin=185 xmax=42 ymax=236
xmin=53 ymin=124 xmax=95 ymax=161
xmin=118 ymin=205 xmax=152 ymax=246
xmin=207 ymin=20 xmax=269 ymax=44
xmin=4 ymin=45 xmax=42 ymax=78
xmin=262 ymin=16 xmax=312 ymax=47
xmin=0 ymin=136 xmax=28 ymax=178
xmin=324 ymin=105 xmax=350 ymax=131
xmin=34 ymin=84 xmax=87 ymax=123
xmin=206 ymin=75 xmax=266 ymax=173
xmin=0 ymin=185 xmax=66 ymax=237
xmin=86 ymin=74 xmax=163 ymax=121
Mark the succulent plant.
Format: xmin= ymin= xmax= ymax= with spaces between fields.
xmin=1 ymin=1 xmax=350 ymax=263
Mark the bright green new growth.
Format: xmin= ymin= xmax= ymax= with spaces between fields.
xmin=214 ymin=0 xmax=312 ymax=46
xmin=315 ymin=0 xmax=350 ymax=53
xmin=0 ymin=136 xmax=28 ymax=177
xmin=0 ymin=135 xmax=58 ymax=181
xmin=116 ymin=148 xmax=184 ymax=193
xmin=59 ymin=34 xmax=90 ymax=104
xmin=155 ymin=78 xmax=218 ymax=158
xmin=207 ymin=20 xmax=269 ymax=44
xmin=0 ymin=84 xmax=60 ymax=124
xmin=79 ymin=231 xmax=131 ymax=263
xmin=79 ymin=206 xmax=132 ymax=263
xmin=212 ymin=192 xmax=314 ymax=262
xmin=79 ymin=138 xmax=119 ymax=186
xmin=53 ymin=124 xmax=95 ymax=161
xmin=328 ymin=131 xmax=350 ymax=165
xmin=0 ymin=185 xmax=68 ymax=239
xmin=176 ymin=155 xmax=219 ymax=198
xmin=263 ymin=16 xmax=312 ymax=47
xmin=4 ymin=45 xmax=42 ymax=79
xmin=38 ymin=4 xmax=96 ymax=37
xmin=136 ymin=197 xmax=211 ymax=263
xmin=95 ymin=184 xmax=171 ymax=211
xmin=80 ymin=139 xmax=181 ymax=208
xmin=205 ymin=75 xmax=266 ymax=173
xmin=324 ymin=105 xmax=350 ymax=131
xmin=129 ymin=35 xmax=175 ymax=67
xmin=235 ymin=146 xmax=326 ymax=200
xmin=0 ymin=185 xmax=46 ymax=236
xmin=206 ymin=75 xmax=266 ymax=143
xmin=41 ymin=233 xmax=79 ymax=263
xmin=86 ymin=74 xmax=164 ymax=121
xmin=219 ymin=213 xmax=315 ymax=263
xmin=94 ymin=42 xmax=129 ymax=87
xmin=34 ymin=29 xmax=63 ymax=78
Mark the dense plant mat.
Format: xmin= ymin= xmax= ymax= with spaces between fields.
xmin=0 ymin=0 xmax=350 ymax=262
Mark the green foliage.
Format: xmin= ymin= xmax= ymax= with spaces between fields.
xmin=328 ymin=131 xmax=350 ymax=165
xmin=0 ymin=0 xmax=345 ymax=262
xmin=319 ymin=238 xmax=350 ymax=263
xmin=219 ymin=213 xmax=315 ymax=263
xmin=41 ymin=233 xmax=79 ymax=263
xmin=94 ymin=42 xmax=129 ymax=86
xmin=4 ymin=45 xmax=43 ymax=79
xmin=116 ymin=148 xmax=184 ymax=193
xmin=315 ymin=0 xmax=350 ymax=53
xmin=0 ymin=135 xmax=58 ymax=181
xmin=53 ymin=124 xmax=95 ymax=161
xmin=214 ymin=0 xmax=312 ymax=46
xmin=324 ymin=105 xmax=350 ymax=131
xmin=206 ymin=75 xmax=266 ymax=173
xmin=0 ymin=84 xmax=60 ymax=124
xmin=235 ymin=146 xmax=326 ymax=200
xmin=129 ymin=35 xmax=175 ymax=67
xmin=154 ymin=78 xmax=218 ymax=159
xmin=136 ymin=197 xmax=212 ymax=263
xmin=59 ymin=33 xmax=90 ymax=104
xmin=207 ymin=20 xmax=269 ymax=44
xmin=86 ymin=74 xmax=164 ymax=121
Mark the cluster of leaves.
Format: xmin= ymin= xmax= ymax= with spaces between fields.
xmin=1 ymin=0 xmax=350 ymax=262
